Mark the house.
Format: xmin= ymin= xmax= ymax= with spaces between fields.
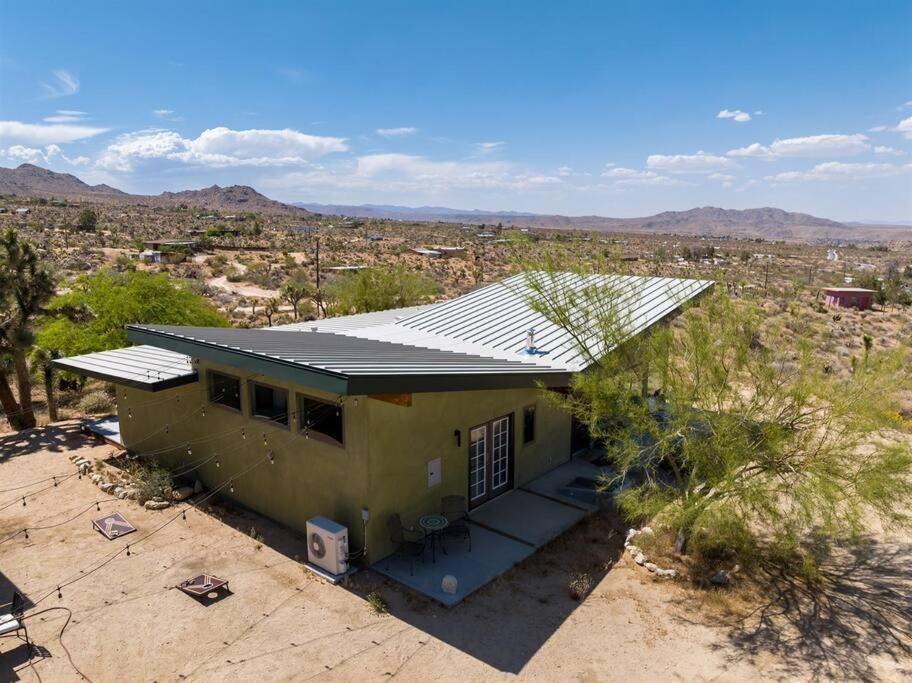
xmin=823 ymin=287 xmax=876 ymax=310
xmin=137 ymin=250 xmax=163 ymax=264
xmin=411 ymin=247 xmax=443 ymax=258
xmin=53 ymin=272 xmax=712 ymax=570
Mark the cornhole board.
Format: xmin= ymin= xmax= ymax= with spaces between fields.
xmin=92 ymin=511 xmax=137 ymax=540
xmin=177 ymin=574 xmax=230 ymax=599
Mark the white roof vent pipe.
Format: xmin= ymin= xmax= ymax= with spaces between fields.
xmin=524 ymin=328 xmax=537 ymax=355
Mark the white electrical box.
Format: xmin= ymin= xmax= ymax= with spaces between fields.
xmin=306 ymin=516 xmax=349 ymax=576
xmin=427 ymin=457 xmax=442 ymax=488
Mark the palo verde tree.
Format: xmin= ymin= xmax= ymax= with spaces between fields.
xmin=324 ymin=265 xmax=439 ymax=315
xmin=37 ymin=269 xmax=228 ymax=357
xmin=0 ymin=228 xmax=55 ymax=430
xmin=520 ymin=263 xmax=912 ymax=571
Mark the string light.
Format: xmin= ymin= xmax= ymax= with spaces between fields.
xmin=126 ymin=544 xmax=131 ymax=556
xmin=229 ymin=481 xmax=235 ymax=494
xmin=52 ymin=476 xmax=58 ymax=487
xmin=21 ymin=497 xmax=26 ymax=507
xmin=187 ymin=445 xmax=192 ymax=456
xmin=241 ymin=428 xmax=246 ymax=440
xmin=262 ymin=433 xmax=267 ymax=446
xmin=24 ymin=529 xmax=29 ymax=539
xmin=268 ymin=451 xmax=275 ymax=464
xmin=215 ymin=455 xmax=220 ymax=468
xmin=57 ymin=586 xmax=62 ymax=599
xmin=96 ymin=501 xmax=101 ymax=511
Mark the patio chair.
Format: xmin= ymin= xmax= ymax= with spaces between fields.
xmin=0 ymin=592 xmax=32 ymax=659
xmin=441 ymin=495 xmax=472 ymax=552
xmin=387 ymin=513 xmax=426 ymax=576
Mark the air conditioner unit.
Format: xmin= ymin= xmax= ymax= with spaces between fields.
xmin=306 ymin=516 xmax=349 ymax=576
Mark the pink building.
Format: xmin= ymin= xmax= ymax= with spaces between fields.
xmin=823 ymin=287 xmax=876 ymax=310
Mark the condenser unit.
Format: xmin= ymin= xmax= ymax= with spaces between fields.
xmin=306 ymin=516 xmax=349 ymax=576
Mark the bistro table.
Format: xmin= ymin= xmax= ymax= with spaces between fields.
xmin=418 ymin=514 xmax=450 ymax=562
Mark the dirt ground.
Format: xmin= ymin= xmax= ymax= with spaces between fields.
xmin=1 ymin=424 xmax=909 ymax=682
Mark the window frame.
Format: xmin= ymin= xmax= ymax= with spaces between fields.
xmin=207 ymin=370 xmax=242 ymax=413
xmin=522 ymin=404 xmax=537 ymax=445
xmin=248 ymin=380 xmax=290 ymax=429
xmin=296 ymin=392 xmax=345 ymax=448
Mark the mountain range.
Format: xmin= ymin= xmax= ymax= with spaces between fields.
xmin=2 ymin=163 xmax=909 ymax=242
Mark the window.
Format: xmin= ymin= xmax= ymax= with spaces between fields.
xmin=523 ymin=405 xmax=536 ymax=445
xmin=250 ymin=382 xmax=289 ymax=426
xmin=298 ymin=394 xmax=344 ymax=446
xmin=208 ymin=371 xmax=241 ymax=411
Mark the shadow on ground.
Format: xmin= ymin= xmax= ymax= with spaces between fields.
xmin=347 ymin=508 xmax=626 ymax=674
xmin=698 ymin=537 xmax=912 ymax=681
xmin=0 ymin=421 xmax=90 ymax=461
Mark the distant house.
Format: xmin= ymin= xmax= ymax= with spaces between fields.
xmin=823 ymin=287 xmax=876 ymax=310
xmin=54 ymin=272 xmax=713 ymax=568
xmin=432 ymin=246 xmax=466 ymax=258
xmin=411 ymin=247 xmax=443 ymax=258
xmin=15 ymin=207 xmax=30 ymax=215
xmin=143 ymin=239 xmax=198 ymax=251
xmin=137 ymin=250 xmax=163 ymax=264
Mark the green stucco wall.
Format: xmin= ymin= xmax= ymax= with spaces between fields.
xmin=115 ymin=358 xmax=571 ymax=565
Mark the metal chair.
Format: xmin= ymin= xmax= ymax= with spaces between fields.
xmin=386 ymin=513 xmax=427 ymax=576
xmin=441 ymin=495 xmax=471 ymax=552
xmin=0 ymin=592 xmax=32 ymax=659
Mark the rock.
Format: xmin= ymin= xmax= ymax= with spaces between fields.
xmin=68 ymin=454 xmax=81 ymax=462
xmin=193 ymin=479 xmax=204 ymax=494
xmin=644 ymin=562 xmax=657 ymax=572
xmin=172 ymin=486 xmax=194 ymax=502
xmin=152 ymin=495 xmax=163 ymax=503
xmin=100 ymin=482 xmax=116 ymax=493
xmin=113 ymin=486 xmax=124 ymax=496
xmin=163 ymin=487 xmax=173 ymax=500
xmin=124 ymin=488 xmax=138 ymax=500
xmin=144 ymin=500 xmax=171 ymax=510
xmin=627 ymin=545 xmax=640 ymax=557
xmin=634 ymin=553 xmax=646 ymax=566
xmin=710 ymin=570 xmax=730 ymax=585
xmin=626 ymin=528 xmax=639 ymax=543
xmin=640 ymin=526 xmax=654 ymax=536
xmin=91 ymin=473 xmax=101 ymax=483
xmin=656 ymin=568 xmax=677 ymax=579
xmin=117 ymin=490 xmax=128 ymax=500
xmin=79 ymin=463 xmax=91 ymax=475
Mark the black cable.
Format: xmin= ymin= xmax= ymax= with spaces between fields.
xmin=19 ymin=606 xmax=92 ymax=682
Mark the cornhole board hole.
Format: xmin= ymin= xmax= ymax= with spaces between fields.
xmin=92 ymin=511 xmax=137 ymax=540
xmin=177 ymin=574 xmax=230 ymax=601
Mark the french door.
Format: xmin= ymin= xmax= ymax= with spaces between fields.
xmin=468 ymin=414 xmax=513 ymax=509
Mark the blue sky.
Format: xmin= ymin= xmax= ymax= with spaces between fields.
xmin=1 ymin=1 xmax=910 ymax=221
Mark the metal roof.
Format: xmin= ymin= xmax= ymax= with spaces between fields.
xmin=52 ymin=345 xmax=197 ymax=391
xmin=127 ymin=325 xmax=570 ymax=395
xmin=273 ymin=304 xmax=437 ymax=333
xmin=320 ymin=272 xmax=714 ymax=371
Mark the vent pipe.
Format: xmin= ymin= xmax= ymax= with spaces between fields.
xmin=525 ymin=328 xmax=537 ymax=354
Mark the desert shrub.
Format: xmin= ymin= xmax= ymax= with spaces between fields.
xmin=366 ymin=591 xmax=388 ymax=614
xmin=567 ymin=572 xmax=593 ymax=600
xmin=130 ymin=465 xmax=173 ymax=504
xmin=78 ymin=390 xmax=115 ymax=415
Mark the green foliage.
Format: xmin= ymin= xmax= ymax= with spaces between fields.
xmin=522 ymin=267 xmax=912 ymax=570
xmin=77 ymin=208 xmax=98 ymax=232
xmin=366 ymin=591 xmax=388 ymax=615
xmin=37 ymin=269 xmax=228 ymax=356
xmin=325 ymin=265 xmax=439 ymax=314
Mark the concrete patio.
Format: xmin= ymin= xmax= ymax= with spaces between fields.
xmin=371 ymin=454 xmax=610 ymax=606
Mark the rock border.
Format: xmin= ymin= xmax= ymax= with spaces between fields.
xmin=624 ymin=527 xmax=678 ymax=579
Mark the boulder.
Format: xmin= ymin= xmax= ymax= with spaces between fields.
xmin=710 ymin=570 xmax=730 ymax=585
xmin=656 ymin=568 xmax=677 ymax=579
xmin=117 ymin=490 xmax=128 ymax=500
xmin=634 ymin=553 xmax=646 ymax=566
xmin=627 ymin=545 xmax=640 ymax=557
xmin=91 ymin=474 xmax=102 ymax=484
xmin=644 ymin=562 xmax=657 ymax=572
xmin=640 ymin=526 xmax=654 ymax=536
xmin=100 ymin=482 xmax=116 ymax=494
xmin=172 ymin=486 xmax=194 ymax=502
xmin=144 ymin=500 xmax=171 ymax=510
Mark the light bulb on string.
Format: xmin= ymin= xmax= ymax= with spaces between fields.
xmin=165 ymin=424 xmax=169 ymax=435
xmin=263 ymin=433 xmax=267 ymax=446
xmin=126 ymin=544 xmax=131 ymax=556
xmin=187 ymin=444 xmax=192 ymax=456
xmin=96 ymin=501 xmax=101 ymax=511
xmin=53 ymin=476 xmax=57 ymax=487
xmin=57 ymin=586 xmax=62 ymax=599
xmin=229 ymin=481 xmax=235 ymax=494
xmin=23 ymin=529 xmax=28 ymax=540
xmin=128 ymin=408 xmax=133 ymax=419
xmin=269 ymin=451 xmax=275 ymax=464
xmin=241 ymin=428 xmax=246 ymax=440
xmin=215 ymin=454 xmax=220 ymax=468
xmin=21 ymin=497 xmax=26 ymax=507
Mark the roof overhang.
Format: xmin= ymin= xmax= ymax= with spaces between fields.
xmin=52 ymin=345 xmax=198 ymax=392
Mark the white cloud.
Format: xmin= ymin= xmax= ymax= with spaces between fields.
xmin=897 ymin=100 xmax=912 ymax=111
xmin=376 ymin=127 xmax=417 ymax=137
xmin=43 ymin=110 xmax=89 ymax=123
xmin=765 ymin=161 xmax=911 ymax=183
xmin=2 ymin=144 xmax=90 ymax=167
xmin=874 ymin=145 xmax=906 ymax=156
xmin=895 ymin=116 xmax=912 ymax=140
xmin=0 ymin=120 xmax=109 ymax=146
xmin=727 ymin=133 xmax=870 ymax=159
xmin=153 ymin=109 xmax=174 ymax=117
xmin=557 ymin=166 xmax=572 ymax=177
xmin=39 ymin=69 xmax=79 ymax=98
xmin=869 ymin=125 xmax=888 ymax=132
xmin=97 ymin=126 xmax=348 ymax=171
xmin=600 ymin=166 xmax=685 ymax=186
xmin=646 ymin=151 xmax=736 ymax=173
xmin=717 ymin=109 xmax=751 ymax=123
xmin=474 ymin=141 xmax=505 ymax=153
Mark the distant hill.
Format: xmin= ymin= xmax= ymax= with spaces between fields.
xmin=159 ymin=184 xmax=310 ymax=214
xmin=296 ymin=202 xmax=912 ymax=242
xmin=0 ymin=164 xmax=309 ymax=215
xmin=0 ymin=163 xmax=127 ymax=199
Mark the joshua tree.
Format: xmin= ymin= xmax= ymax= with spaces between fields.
xmin=0 ymin=229 xmax=55 ymax=429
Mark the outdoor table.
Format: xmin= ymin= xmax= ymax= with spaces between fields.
xmin=176 ymin=574 xmax=230 ymax=601
xmin=418 ymin=514 xmax=449 ymax=562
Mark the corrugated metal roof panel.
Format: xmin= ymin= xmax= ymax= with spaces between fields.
xmin=53 ymin=345 xmax=197 ymax=391
xmin=273 ymin=304 xmax=437 ymax=333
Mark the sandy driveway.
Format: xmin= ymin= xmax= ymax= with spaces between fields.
xmin=206 ymin=275 xmax=277 ymax=299
xmin=0 ymin=424 xmax=909 ymax=681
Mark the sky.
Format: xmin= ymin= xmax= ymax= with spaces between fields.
xmin=1 ymin=1 xmax=911 ymax=222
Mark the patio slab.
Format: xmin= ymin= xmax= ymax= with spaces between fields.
xmin=83 ymin=415 xmax=123 ymax=447
xmin=520 ymin=457 xmax=611 ymax=511
xmin=372 ymin=523 xmax=534 ymax=606
xmin=470 ymin=489 xmax=589 ymax=547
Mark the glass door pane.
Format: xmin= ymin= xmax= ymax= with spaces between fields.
xmin=468 ymin=425 xmax=487 ymax=502
xmin=491 ymin=417 xmax=510 ymax=490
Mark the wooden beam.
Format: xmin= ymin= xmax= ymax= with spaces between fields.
xmin=369 ymin=393 xmax=412 ymax=407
